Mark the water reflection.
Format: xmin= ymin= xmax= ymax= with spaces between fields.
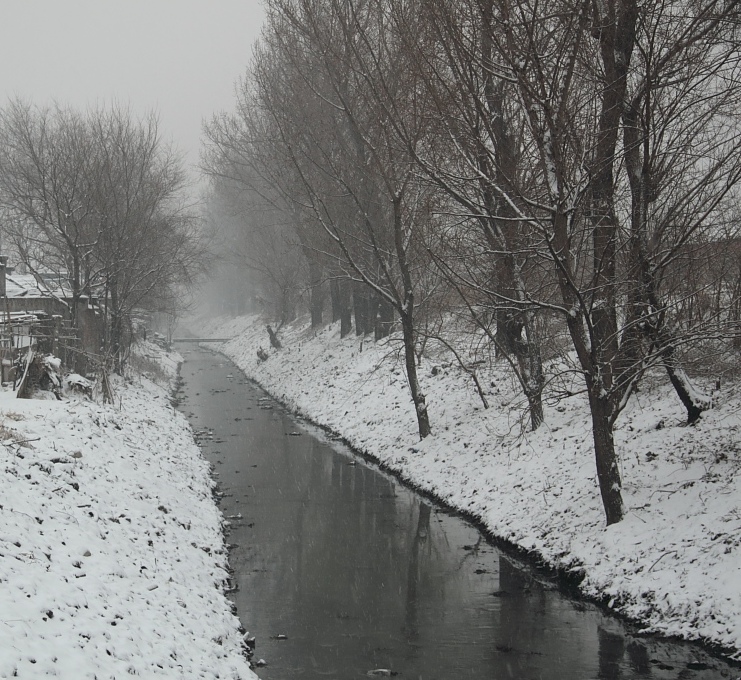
xmin=179 ymin=348 xmax=735 ymax=680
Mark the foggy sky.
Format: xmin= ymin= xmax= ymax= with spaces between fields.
xmin=0 ymin=0 xmax=265 ymax=184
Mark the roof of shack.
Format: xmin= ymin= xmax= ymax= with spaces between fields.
xmin=5 ymin=274 xmax=69 ymax=300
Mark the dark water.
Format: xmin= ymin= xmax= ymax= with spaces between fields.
xmin=178 ymin=347 xmax=735 ymax=680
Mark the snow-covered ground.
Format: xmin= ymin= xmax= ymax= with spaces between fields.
xmin=203 ymin=313 xmax=741 ymax=661
xmin=0 ymin=342 xmax=255 ymax=679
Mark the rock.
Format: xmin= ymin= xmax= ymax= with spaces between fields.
xmin=70 ymin=451 xmax=83 ymax=459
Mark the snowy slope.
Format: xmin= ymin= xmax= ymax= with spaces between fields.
xmin=206 ymin=313 xmax=741 ymax=660
xmin=0 ymin=343 xmax=255 ymax=679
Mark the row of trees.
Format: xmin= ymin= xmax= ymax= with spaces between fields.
xmin=203 ymin=0 xmax=741 ymax=525
xmin=0 ymin=100 xmax=205 ymax=372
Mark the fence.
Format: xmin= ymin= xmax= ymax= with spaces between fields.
xmin=0 ymin=312 xmax=80 ymax=384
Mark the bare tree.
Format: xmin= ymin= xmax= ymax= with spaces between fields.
xmin=619 ymin=0 xmax=741 ymax=422
xmin=200 ymin=0 xmax=741 ymax=522
xmin=0 ymin=101 xmax=205 ymax=373
xmin=387 ymin=0 xmax=548 ymax=430
xmin=203 ymin=80 xmax=334 ymax=329
xmin=259 ymin=0 xmax=439 ymax=438
xmin=89 ymin=106 xmax=203 ymax=372
xmin=0 ymin=100 xmax=100 ymax=333
xmin=484 ymin=0 xmax=741 ymax=524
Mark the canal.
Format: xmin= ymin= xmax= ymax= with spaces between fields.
xmin=178 ymin=346 xmax=734 ymax=680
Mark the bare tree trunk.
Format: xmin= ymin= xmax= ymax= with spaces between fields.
xmin=401 ymin=312 xmax=431 ymax=439
xmin=353 ymin=280 xmax=370 ymax=336
xmin=278 ymin=286 xmax=296 ymax=327
xmin=525 ymin=376 xmax=544 ymax=430
xmin=330 ymin=277 xmax=341 ymax=322
xmin=307 ymin=250 xmax=325 ymax=328
xmin=106 ymin=276 xmax=125 ymax=375
xmin=375 ymin=296 xmax=394 ymax=339
xmin=266 ymin=324 xmax=282 ymax=349
xmin=110 ymin=315 xmax=123 ymax=375
xmin=588 ymin=388 xmax=625 ymax=526
xmin=496 ymin=306 xmax=544 ymax=430
xmin=552 ymin=203 xmax=627 ymax=526
xmin=330 ymin=276 xmax=353 ymax=337
xmin=480 ymin=3 xmax=545 ymax=429
xmin=309 ymin=283 xmax=324 ymax=328
xmin=579 ymin=0 xmax=638 ymax=524
xmin=656 ymin=325 xmax=711 ymax=424
xmin=339 ymin=281 xmax=352 ymax=338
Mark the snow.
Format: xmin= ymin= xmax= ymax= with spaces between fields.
xmin=64 ymin=374 xmax=92 ymax=390
xmin=5 ymin=274 xmax=57 ymax=299
xmin=0 ymin=341 xmax=255 ymax=679
xmin=204 ymin=312 xmax=741 ymax=661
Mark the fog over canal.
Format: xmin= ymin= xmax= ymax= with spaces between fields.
xmin=178 ymin=346 xmax=734 ymax=680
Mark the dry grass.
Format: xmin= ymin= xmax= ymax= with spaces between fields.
xmin=0 ymin=411 xmax=33 ymax=448
xmin=0 ymin=422 xmax=15 ymax=441
xmin=128 ymin=351 xmax=171 ymax=386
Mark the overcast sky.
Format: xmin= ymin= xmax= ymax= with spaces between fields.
xmin=0 ymin=0 xmax=265 ymax=184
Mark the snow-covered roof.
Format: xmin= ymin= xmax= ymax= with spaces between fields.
xmin=5 ymin=273 xmax=69 ymax=299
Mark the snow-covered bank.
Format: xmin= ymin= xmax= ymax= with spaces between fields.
xmin=206 ymin=313 xmax=741 ymax=661
xmin=0 ymin=343 xmax=255 ymax=679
